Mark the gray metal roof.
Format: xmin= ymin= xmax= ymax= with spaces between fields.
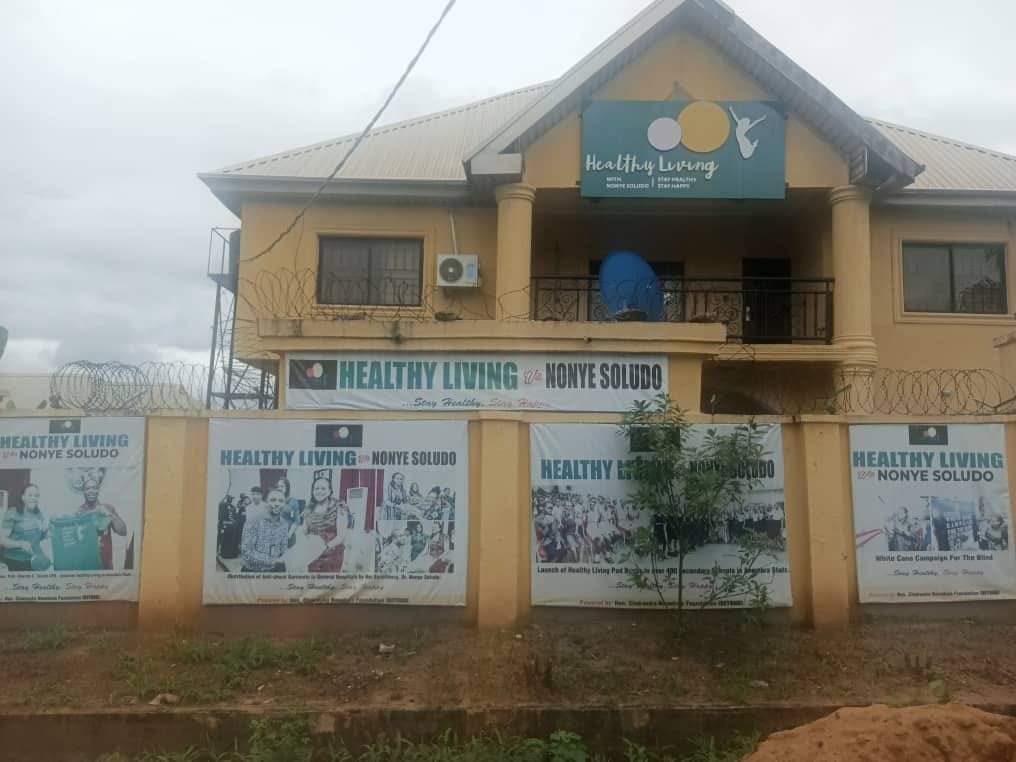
xmin=211 ymin=84 xmax=550 ymax=182
xmin=201 ymin=0 xmax=1016 ymax=204
xmin=868 ymin=118 xmax=1016 ymax=194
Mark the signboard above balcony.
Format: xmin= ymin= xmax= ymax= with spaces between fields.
xmin=580 ymin=100 xmax=786 ymax=199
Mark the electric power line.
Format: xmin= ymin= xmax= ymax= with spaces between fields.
xmin=244 ymin=0 xmax=458 ymax=263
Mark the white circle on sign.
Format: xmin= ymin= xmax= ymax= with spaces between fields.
xmin=926 ymin=427 xmax=937 ymax=439
xmin=647 ymin=117 xmax=682 ymax=152
xmin=338 ymin=426 xmax=349 ymax=439
xmin=309 ymin=362 xmax=323 ymax=379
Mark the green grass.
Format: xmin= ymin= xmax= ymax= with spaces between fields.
xmin=7 ymin=625 xmax=75 ymax=652
xmin=116 ymin=653 xmax=169 ymax=700
xmin=133 ymin=635 xmax=339 ymax=702
xmin=98 ymin=723 xmax=759 ymax=762
xmin=680 ymin=733 xmax=759 ymax=762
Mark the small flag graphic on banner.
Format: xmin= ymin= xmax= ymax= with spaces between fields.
xmin=908 ymin=425 xmax=949 ymax=446
xmin=289 ymin=359 xmax=337 ymax=390
xmin=49 ymin=418 xmax=81 ymax=434
xmin=315 ymin=424 xmax=364 ymax=448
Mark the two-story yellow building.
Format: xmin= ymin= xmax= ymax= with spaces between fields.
xmin=200 ymin=0 xmax=1016 ymax=416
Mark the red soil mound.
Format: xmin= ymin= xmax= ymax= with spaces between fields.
xmin=748 ymin=704 xmax=1016 ymax=762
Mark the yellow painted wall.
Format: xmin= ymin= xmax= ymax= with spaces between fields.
xmin=532 ymin=206 xmax=830 ymax=281
xmin=524 ymin=28 xmax=848 ymax=190
xmin=870 ymin=207 xmax=1016 ymax=372
xmin=235 ymin=202 xmax=498 ymax=361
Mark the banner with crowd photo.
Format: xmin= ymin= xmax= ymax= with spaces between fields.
xmin=203 ymin=419 xmax=468 ymax=606
xmin=0 ymin=417 xmax=145 ymax=603
xmin=529 ymin=423 xmax=790 ymax=608
xmin=851 ymin=424 xmax=1016 ymax=604
xmin=285 ymin=352 xmax=668 ymax=413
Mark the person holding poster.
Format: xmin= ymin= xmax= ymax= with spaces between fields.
xmin=303 ymin=478 xmax=351 ymax=573
xmin=0 ymin=417 xmax=146 ymax=602
xmin=75 ymin=474 xmax=127 ymax=571
xmin=1 ymin=484 xmax=50 ymax=571
xmin=240 ymin=489 xmax=291 ymax=573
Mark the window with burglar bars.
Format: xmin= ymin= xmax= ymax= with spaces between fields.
xmin=317 ymin=237 xmax=423 ymax=307
xmin=902 ymin=243 xmax=1008 ymax=315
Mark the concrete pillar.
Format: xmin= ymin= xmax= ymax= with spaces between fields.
xmin=495 ymin=183 xmax=536 ymax=320
xmin=668 ymin=355 xmax=704 ymax=413
xmin=830 ymin=185 xmax=877 ymax=370
xmin=475 ymin=418 xmax=530 ymax=628
xmin=780 ymin=423 xmax=812 ymax=626
xmin=800 ymin=421 xmax=857 ymax=628
xmin=138 ymin=416 xmax=208 ymax=630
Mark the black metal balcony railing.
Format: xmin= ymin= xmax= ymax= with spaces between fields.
xmin=531 ymin=276 xmax=834 ymax=344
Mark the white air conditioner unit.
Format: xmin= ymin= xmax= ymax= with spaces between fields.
xmin=436 ymin=254 xmax=479 ymax=288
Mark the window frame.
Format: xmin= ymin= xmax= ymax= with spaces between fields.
xmin=316 ymin=235 xmax=425 ymax=308
xmin=893 ymin=234 xmax=1014 ymax=326
xmin=902 ymin=241 xmax=1008 ymax=316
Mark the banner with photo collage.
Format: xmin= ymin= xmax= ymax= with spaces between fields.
xmin=851 ymin=423 xmax=1016 ymax=603
xmin=203 ymin=419 xmax=468 ymax=606
xmin=530 ymin=423 xmax=790 ymax=608
xmin=0 ymin=417 xmax=146 ymax=602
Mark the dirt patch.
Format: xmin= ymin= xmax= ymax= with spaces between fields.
xmin=1 ymin=619 xmax=1016 ymax=711
xmin=748 ymin=704 xmax=1016 ymax=762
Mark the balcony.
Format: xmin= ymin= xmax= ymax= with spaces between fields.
xmin=531 ymin=276 xmax=834 ymax=344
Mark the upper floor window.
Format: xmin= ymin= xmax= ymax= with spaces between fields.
xmin=902 ymin=243 xmax=1008 ymax=315
xmin=318 ymin=237 xmax=423 ymax=307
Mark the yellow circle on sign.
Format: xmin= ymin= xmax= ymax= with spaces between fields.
xmin=677 ymin=101 xmax=730 ymax=153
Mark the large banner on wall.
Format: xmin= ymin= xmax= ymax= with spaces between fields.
xmin=285 ymin=352 xmax=668 ymax=413
xmin=0 ymin=417 xmax=145 ymax=603
xmin=530 ymin=423 xmax=790 ymax=608
xmin=203 ymin=419 xmax=468 ymax=606
xmin=851 ymin=424 xmax=1016 ymax=603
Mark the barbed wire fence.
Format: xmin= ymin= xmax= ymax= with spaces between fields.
xmin=703 ymin=361 xmax=1016 ymax=417
xmin=32 ymin=356 xmax=1016 ymax=418
xmin=45 ymin=361 xmax=275 ymax=414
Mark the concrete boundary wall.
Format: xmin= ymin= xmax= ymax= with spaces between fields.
xmin=4 ymin=410 xmax=1016 ymax=632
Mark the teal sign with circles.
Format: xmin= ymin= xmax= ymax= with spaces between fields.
xmin=581 ymin=100 xmax=786 ymax=199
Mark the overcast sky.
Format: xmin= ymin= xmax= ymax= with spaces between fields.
xmin=3 ymin=0 xmax=1014 ymax=373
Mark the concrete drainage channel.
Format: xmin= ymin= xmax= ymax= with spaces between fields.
xmin=10 ymin=703 xmax=1016 ymax=761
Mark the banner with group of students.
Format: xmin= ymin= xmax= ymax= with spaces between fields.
xmin=529 ymin=422 xmax=791 ymax=608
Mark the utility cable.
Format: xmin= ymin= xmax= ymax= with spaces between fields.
xmin=244 ymin=0 xmax=458 ymax=263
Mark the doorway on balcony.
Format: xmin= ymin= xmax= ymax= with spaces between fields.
xmin=588 ymin=260 xmax=685 ymax=322
xmin=742 ymin=258 xmax=791 ymax=344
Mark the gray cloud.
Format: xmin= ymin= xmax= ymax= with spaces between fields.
xmin=2 ymin=0 xmax=1014 ymax=373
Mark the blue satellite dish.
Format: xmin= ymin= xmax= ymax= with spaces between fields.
xmin=598 ymin=251 xmax=664 ymax=321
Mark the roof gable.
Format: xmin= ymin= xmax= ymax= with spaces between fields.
xmin=199 ymin=1 xmax=1016 ymax=207
xmin=465 ymin=0 xmax=923 ymax=190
